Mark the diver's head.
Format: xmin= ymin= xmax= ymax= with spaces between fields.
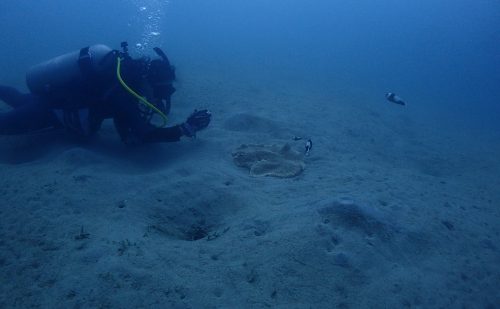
xmin=144 ymin=48 xmax=176 ymax=114
xmin=147 ymin=58 xmax=176 ymax=100
xmin=116 ymin=44 xmax=176 ymax=117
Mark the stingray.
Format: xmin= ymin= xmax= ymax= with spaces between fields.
xmin=232 ymin=143 xmax=305 ymax=178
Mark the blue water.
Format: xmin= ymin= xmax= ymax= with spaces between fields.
xmin=1 ymin=0 xmax=499 ymax=133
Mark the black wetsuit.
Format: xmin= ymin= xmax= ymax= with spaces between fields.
xmin=0 ymin=81 xmax=183 ymax=144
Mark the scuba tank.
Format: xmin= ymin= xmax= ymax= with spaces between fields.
xmin=26 ymin=44 xmax=116 ymax=106
xmin=25 ymin=42 xmax=174 ymax=128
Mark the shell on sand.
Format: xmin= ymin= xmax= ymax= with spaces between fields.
xmin=232 ymin=143 xmax=305 ymax=178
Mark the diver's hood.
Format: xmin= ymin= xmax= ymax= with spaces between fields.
xmin=147 ymin=47 xmax=176 ymax=85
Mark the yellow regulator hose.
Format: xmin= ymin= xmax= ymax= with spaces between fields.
xmin=116 ymin=57 xmax=168 ymax=127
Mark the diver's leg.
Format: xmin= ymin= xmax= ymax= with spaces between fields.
xmin=0 ymin=98 xmax=58 ymax=135
xmin=0 ymin=85 xmax=32 ymax=108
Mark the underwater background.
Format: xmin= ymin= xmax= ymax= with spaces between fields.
xmin=1 ymin=0 xmax=499 ymax=134
xmin=1 ymin=0 xmax=499 ymax=308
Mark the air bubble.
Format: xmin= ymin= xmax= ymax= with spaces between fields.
xmin=130 ymin=0 xmax=170 ymax=53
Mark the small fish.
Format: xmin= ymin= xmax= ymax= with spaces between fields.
xmin=385 ymin=92 xmax=406 ymax=106
xmin=305 ymin=139 xmax=312 ymax=156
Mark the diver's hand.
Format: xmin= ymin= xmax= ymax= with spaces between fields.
xmin=180 ymin=109 xmax=211 ymax=137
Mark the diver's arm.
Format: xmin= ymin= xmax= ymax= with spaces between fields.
xmin=110 ymin=86 xmax=211 ymax=144
xmin=142 ymin=125 xmax=184 ymax=143
xmin=111 ymin=97 xmax=184 ymax=144
xmin=140 ymin=109 xmax=211 ymax=143
xmin=110 ymin=89 xmax=155 ymax=144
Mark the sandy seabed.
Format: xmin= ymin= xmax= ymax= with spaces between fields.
xmin=1 ymin=67 xmax=499 ymax=308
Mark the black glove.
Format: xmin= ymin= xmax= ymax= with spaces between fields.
xmin=180 ymin=109 xmax=211 ymax=137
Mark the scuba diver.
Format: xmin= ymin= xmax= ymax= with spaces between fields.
xmin=0 ymin=42 xmax=211 ymax=144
